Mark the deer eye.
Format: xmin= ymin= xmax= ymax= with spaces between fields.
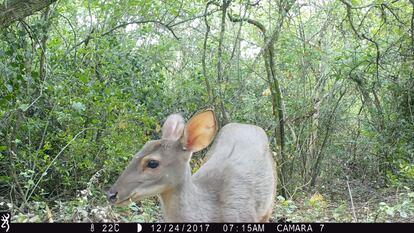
xmin=146 ymin=160 xmax=159 ymax=169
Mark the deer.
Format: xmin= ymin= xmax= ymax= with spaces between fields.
xmin=107 ymin=110 xmax=276 ymax=222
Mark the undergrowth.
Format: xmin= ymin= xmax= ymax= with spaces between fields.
xmin=2 ymin=173 xmax=413 ymax=223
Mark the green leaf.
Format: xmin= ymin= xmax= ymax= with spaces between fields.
xmin=31 ymin=71 xmax=39 ymax=79
xmin=385 ymin=207 xmax=395 ymax=217
xmin=28 ymin=179 xmax=35 ymax=186
xmin=0 ymin=176 xmax=12 ymax=182
xmin=19 ymin=104 xmax=29 ymax=111
xmin=79 ymin=74 xmax=89 ymax=84
xmin=72 ymin=102 xmax=86 ymax=112
xmin=6 ymin=84 xmax=13 ymax=92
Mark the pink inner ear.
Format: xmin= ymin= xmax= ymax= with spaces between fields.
xmin=181 ymin=110 xmax=217 ymax=152
xmin=184 ymin=135 xmax=197 ymax=150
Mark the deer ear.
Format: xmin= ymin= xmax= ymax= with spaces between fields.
xmin=162 ymin=114 xmax=185 ymax=140
xmin=182 ymin=110 xmax=217 ymax=152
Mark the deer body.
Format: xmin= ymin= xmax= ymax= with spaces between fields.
xmin=108 ymin=111 xmax=276 ymax=222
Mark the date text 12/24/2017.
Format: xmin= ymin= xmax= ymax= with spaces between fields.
xmin=150 ymin=224 xmax=210 ymax=232
xmin=149 ymin=224 xmax=266 ymax=233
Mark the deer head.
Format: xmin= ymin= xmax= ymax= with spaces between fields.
xmin=107 ymin=110 xmax=217 ymax=205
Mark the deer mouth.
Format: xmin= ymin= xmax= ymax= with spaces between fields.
xmin=115 ymin=192 xmax=140 ymax=206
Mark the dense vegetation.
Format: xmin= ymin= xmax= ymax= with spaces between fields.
xmin=0 ymin=0 xmax=413 ymax=222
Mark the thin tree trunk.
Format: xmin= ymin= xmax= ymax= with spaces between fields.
xmin=216 ymin=0 xmax=231 ymax=125
xmin=202 ymin=2 xmax=214 ymax=104
xmin=308 ymin=36 xmax=327 ymax=187
xmin=267 ymin=39 xmax=287 ymax=198
xmin=310 ymin=90 xmax=346 ymax=186
xmin=39 ymin=7 xmax=51 ymax=81
xmin=228 ymin=10 xmax=288 ymax=197
xmin=411 ymin=0 xmax=414 ymax=53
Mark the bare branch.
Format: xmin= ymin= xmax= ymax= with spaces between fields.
xmin=216 ymin=0 xmax=231 ymax=125
xmin=101 ymin=20 xmax=178 ymax=38
xmin=66 ymin=20 xmax=179 ymax=56
xmin=340 ymin=0 xmax=362 ymax=39
xmin=346 ymin=177 xmax=358 ymax=222
xmin=410 ymin=0 xmax=414 ymax=52
xmin=0 ymin=0 xmax=58 ymax=28
xmin=202 ymin=1 xmax=216 ymax=103
xmin=170 ymin=9 xmax=221 ymax=27
xmin=227 ymin=12 xmax=266 ymax=34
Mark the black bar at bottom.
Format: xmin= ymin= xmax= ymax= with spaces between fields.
xmin=6 ymin=223 xmax=414 ymax=233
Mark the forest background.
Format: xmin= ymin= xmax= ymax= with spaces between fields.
xmin=0 ymin=0 xmax=413 ymax=222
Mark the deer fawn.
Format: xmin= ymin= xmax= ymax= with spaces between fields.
xmin=107 ymin=110 xmax=276 ymax=222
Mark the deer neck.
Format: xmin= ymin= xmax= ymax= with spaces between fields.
xmin=159 ymin=166 xmax=202 ymax=222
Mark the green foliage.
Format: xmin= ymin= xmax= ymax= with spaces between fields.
xmin=0 ymin=0 xmax=413 ymax=223
xmin=274 ymin=189 xmax=414 ymax=222
xmin=375 ymin=189 xmax=414 ymax=222
xmin=7 ymin=169 xmax=161 ymax=222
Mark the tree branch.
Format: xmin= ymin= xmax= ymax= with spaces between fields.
xmin=411 ymin=0 xmax=414 ymax=52
xmin=227 ymin=3 xmax=292 ymax=197
xmin=169 ymin=8 xmax=220 ymax=27
xmin=101 ymin=20 xmax=178 ymax=38
xmin=227 ymin=12 xmax=266 ymax=34
xmin=0 ymin=0 xmax=57 ymax=28
xmin=65 ymin=7 xmax=222 ymax=56
xmin=66 ymin=19 xmax=179 ymax=56
xmin=216 ymin=0 xmax=231 ymax=125
xmin=202 ymin=1 xmax=216 ymax=103
xmin=340 ymin=0 xmax=362 ymax=39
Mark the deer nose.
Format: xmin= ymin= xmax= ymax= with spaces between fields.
xmin=107 ymin=191 xmax=118 ymax=203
